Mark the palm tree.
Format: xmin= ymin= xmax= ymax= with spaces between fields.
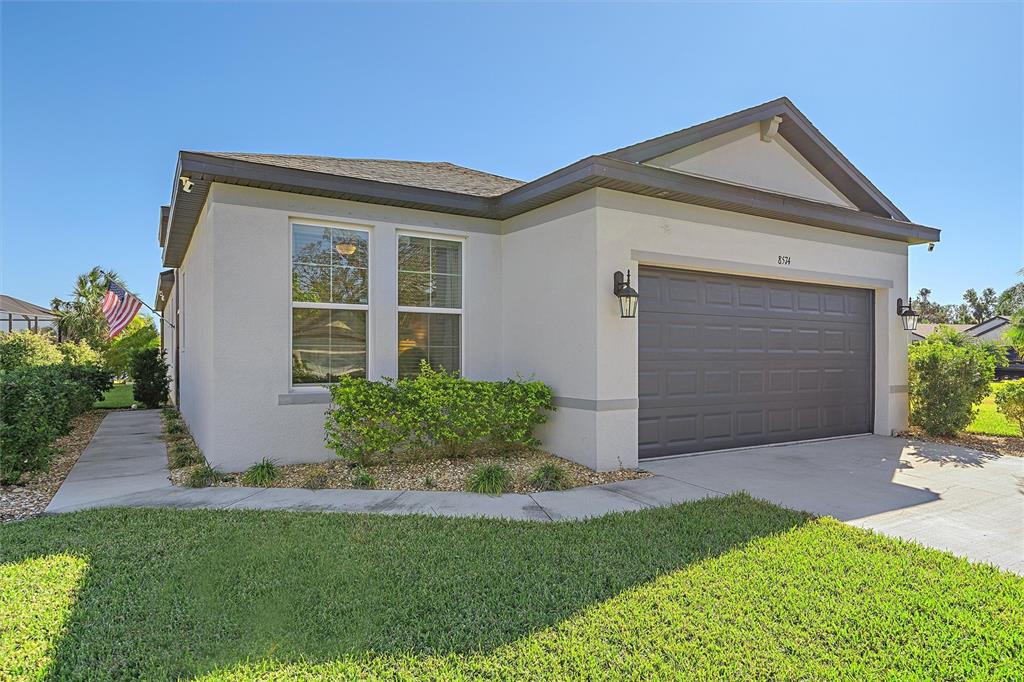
xmin=51 ymin=266 xmax=118 ymax=349
xmin=1005 ymin=268 xmax=1024 ymax=354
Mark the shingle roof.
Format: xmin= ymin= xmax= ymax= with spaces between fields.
xmin=0 ymin=295 xmax=55 ymax=317
xmin=196 ymin=152 xmax=525 ymax=198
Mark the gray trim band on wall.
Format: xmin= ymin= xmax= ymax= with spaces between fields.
xmin=279 ymin=392 xmax=331 ymax=405
xmin=889 ymin=385 xmax=909 ymax=394
xmin=552 ymin=396 xmax=639 ymax=411
xmin=630 ymin=251 xmax=896 ymax=290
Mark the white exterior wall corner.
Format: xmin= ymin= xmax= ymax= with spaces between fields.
xmin=500 ymin=191 xmax=606 ymax=469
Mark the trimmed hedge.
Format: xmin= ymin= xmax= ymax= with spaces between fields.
xmin=325 ymin=362 xmax=554 ymax=465
xmin=0 ymin=363 xmax=112 ymax=483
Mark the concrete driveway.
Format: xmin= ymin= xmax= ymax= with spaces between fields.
xmin=643 ymin=435 xmax=1024 ymax=574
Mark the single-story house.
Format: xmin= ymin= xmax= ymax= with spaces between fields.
xmin=154 ymin=97 xmax=941 ymax=472
xmin=0 ymin=295 xmax=59 ymax=336
xmin=911 ymin=316 xmax=1024 ymax=379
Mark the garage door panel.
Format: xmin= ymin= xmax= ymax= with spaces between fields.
xmin=638 ymin=267 xmax=873 ymax=458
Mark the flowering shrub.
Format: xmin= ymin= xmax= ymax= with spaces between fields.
xmin=325 ymin=362 xmax=554 ymax=465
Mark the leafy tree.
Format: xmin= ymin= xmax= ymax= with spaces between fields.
xmin=914 ymin=288 xmax=951 ymax=324
xmin=51 ymin=266 xmax=120 ymax=350
xmin=103 ymin=315 xmax=159 ymax=377
xmin=961 ymin=287 xmax=998 ymax=324
xmin=57 ymin=340 xmax=101 ymax=365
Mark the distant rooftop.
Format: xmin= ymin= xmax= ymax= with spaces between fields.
xmin=0 ymin=294 xmax=55 ymax=317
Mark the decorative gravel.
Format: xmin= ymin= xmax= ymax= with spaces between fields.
xmin=904 ymin=428 xmax=1024 ymax=458
xmin=0 ymin=410 xmax=108 ymax=523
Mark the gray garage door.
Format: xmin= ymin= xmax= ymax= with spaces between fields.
xmin=638 ymin=267 xmax=873 ymax=458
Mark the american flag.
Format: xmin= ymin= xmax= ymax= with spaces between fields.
xmin=101 ymin=280 xmax=142 ymax=338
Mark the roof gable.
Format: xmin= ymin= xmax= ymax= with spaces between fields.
xmin=606 ymin=97 xmax=908 ymax=221
xmin=643 ymin=122 xmax=858 ymax=209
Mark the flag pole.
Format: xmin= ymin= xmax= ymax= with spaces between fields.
xmin=98 ymin=270 xmax=175 ymax=329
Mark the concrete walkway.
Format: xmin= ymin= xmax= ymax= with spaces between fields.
xmin=47 ymin=411 xmax=1024 ymax=574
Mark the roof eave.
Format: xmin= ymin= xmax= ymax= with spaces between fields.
xmin=155 ymin=269 xmax=174 ymax=311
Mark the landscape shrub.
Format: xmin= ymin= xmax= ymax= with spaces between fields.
xmin=242 ymin=458 xmax=280 ymax=487
xmin=0 ymin=330 xmax=62 ymax=370
xmin=351 ymin=466 xmax=377 ymax=489
xmin=909 ymin=332 xmax=996 ymax=436
xmin=326 ymin=362 xmax=553 ymax=465
xmin=466 ymin=463 xmax=511 ymax=495
xmin=57 ymin=339 xmax=101 ymax=366
xmin=130 ymin=348 xmax=170 ymax=408
xmin=185 ymin=464 xmax=224 ymax=488
xmin=529 ymin=462 xmax=570 ymax=491
xmin=0 ymin=363 xmax=112 ymax=484
xmin=993 ymin=380 xmax=1024 ymax=435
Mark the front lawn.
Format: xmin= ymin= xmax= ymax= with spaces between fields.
xmin=93 ymin=383 xmax=134 ymax=409
xmin=2 ymin=497 xmax=1020 ymax=680
xmin=967 ymin=383 xmax=1022 ymax=437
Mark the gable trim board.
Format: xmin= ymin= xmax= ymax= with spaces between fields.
xmin=606 ymin=97 xmax=908 ymax=221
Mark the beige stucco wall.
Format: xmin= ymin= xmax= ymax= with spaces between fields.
xmin=173 ymin=182 xmax=911 ymax=473
xmin=645 ymin=123 xmax=857 ymax=209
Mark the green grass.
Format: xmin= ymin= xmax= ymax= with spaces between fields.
xmin=466 ymin=463 xmax=512 ymax=495
xmin=241 ymin=458 xmax=280 ymax=487
xmin=93 ymin=383 xmax=134 ymax=409
xmin=1 ymin=496 xmax=1020 ymax=680
xmin=967 ymin=383 xmax=1022 ymax=437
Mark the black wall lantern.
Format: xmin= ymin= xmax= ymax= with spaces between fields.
xmin=897 ymin=297 xmax=919 ymax=331
xmin=613 ymin=270 xmax=639 ymax=318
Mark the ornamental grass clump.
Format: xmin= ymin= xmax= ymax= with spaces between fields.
xmin=466 ymin=463 xmax=512 ymax=496
xmin=325 ymin=362 xmax=553 ymax=465
xmin=529 ymin=462 xmax=570 ymax=491
xmin=242 ymin=458 xmax=280 ymax=487
xmin=185 ymin=464 xmax=224 ymax=488
xmin=351 ymin=466 xmax=377 ymax=489
xmin=169 ymin=441 xmax=204 ymax=469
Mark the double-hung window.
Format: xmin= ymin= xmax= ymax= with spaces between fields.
xmin=397 ymin=234 xmax=462 ymax=379
xmin=291 ymin=222 xmax=369 ymax=384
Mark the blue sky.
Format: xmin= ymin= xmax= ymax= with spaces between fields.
xmin=2 ymin=2 xmax=1021 ymax=309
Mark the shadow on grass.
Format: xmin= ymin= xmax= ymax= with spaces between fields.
xmin=0 ymin=494 xmax=807 ymax=680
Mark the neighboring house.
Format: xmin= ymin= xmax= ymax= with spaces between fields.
xmin=154 ymin=97 xmax=941 ymax=472
xmin=0 ymin=295 xmax=59 ymax=336
xmin=911 ymin=316 xmax=1024 ymax=379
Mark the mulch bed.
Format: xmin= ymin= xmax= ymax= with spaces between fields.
xmin=902 ymin=427 xmax=1024 ymax=458
xmin=0 ymin=410 xmax=108 ymax=523
xmin=203 ymin=450 xmax=650 ymax=494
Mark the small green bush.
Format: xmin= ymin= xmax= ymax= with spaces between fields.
xmin=326 ymin=362 xmax=553 ymax=465
xmin=529 ymin=462 xmax=570 ymax=491
xmin=466 ymin=463 xmax=511 ymax=496
xmin=0 ymin=330 xmax=62 ymax=370
xmin=241 ymin=458 xmax=279 ymax=487
xmin=351 ymin=466 xmax=376 ymax=489
xmin=165 ymin=419 xmax=186 ymax=435
xmin=130 ymin=348 xmax=170 ymax=409
xmin=909 ymin=332 xmax=996 ymax=436
xmin=994 ymin=379 xmax=1024 ymax=435
xmin=185 ymin=464 xmax=223 ymax=488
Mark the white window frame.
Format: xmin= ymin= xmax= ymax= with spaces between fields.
xmin=396 ymin=230 xmax=465 ymax=378
xmin=290 ymin=218 xmax=372 ymax=388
